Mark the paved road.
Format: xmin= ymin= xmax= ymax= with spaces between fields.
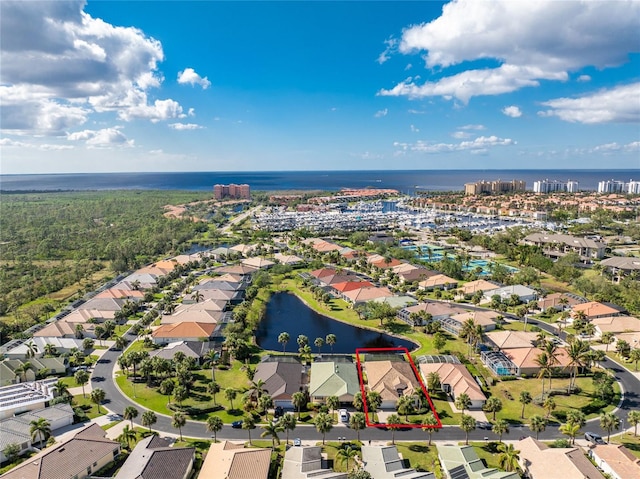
xmin=93 ymin=318 xmax=639 ymax=442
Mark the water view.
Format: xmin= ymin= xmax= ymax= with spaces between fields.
xmin=255 ymin=292 xmax=416 ymax=354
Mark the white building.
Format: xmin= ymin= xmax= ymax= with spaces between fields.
xmin=598 ymin=180 xmax=626 ymax=193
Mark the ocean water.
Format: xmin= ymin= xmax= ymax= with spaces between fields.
xmin=1 ymin=169 xmax=638 ymax=192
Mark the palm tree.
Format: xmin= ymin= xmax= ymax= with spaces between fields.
xmin=460 ymin=414 xmax=476 ymax=445
xmin=248 ymin=379 xmax=266 ymax=401
xmin=367 ymin=391 xmax=382 ymax=416
xmin=600 ymin=332 xmax=615 ymax=352
xmin=261 ymin=421 xmax=284 ymax=449
xmin=259 ymin=394 xmax=274 ymax=421
xmin=203 ymin=350 xmax=220 ymax=381
xmin=207 ymin=381 xmax=221 ymax=406
xmin=173 ymin=385 xmax=188 ymax=407
xmin=336 ymin=445 xmax=359 ymax=472
xmin=25 ymin=341 xmax=39 ymax=359
xmin=628 ymin=410 xmax=640 ymax=437
xmin=349 ymin=412 xmax=366 ymax=442
xmin=397 ymin=395 xmax=415 ymax=421
xmin=423 ymin=412 xmax=439 ymax=446
xmin=543 ymin=396 xmax=556 ymax=419
xmin=124 ymin=406 xmax=138 ymax=428
xmin=327 ymin=396 xmax=339 ymax=422
xmin=484 ymin=396 xmax=502 ymax=421
xmin=535 ymin=352 xmax=551 ymax=398
xmin=43 ymin=343 xmax=57 ymax=357
xmin=529 ymin=415 xmax=546 ymax=440
xmin=559 ymin=421 xmax=581 ymax=445
xmin=278 ymin=332 xmax=290 ymax=354
xmin=114 ymin=336 xmax=129 ymax=351
xmin=225 ymin=388 xmax=238 ymax=411
xmin=90 ymin=388 xmax=106 ymax=414
xmin=159 ymin=379 xmax=175 ymax=406
xmin=600 ymin=412 xmax=620 ymax=442
xmin=565 ymin=339 xmax=589 ymax=391
xmin=543 ymin=341 xmax=559 ymax=390
xmin=118 ymin=425 xmax=137 ymax=450
xmin=492 ymin=419 xmax=509 ymax=443
xmin=15 ymin=362 xmax=33 ymax=383
xmin=629 ymin=348 xmax=640 ymax=371
xmin=292 ymin=391 xmax=306 ymax=419
xmin=281 ymin=413 xmax=297 ymax=444
xmin=426 ymin=372 xmax=441 ymax=392
xmin=30 ymin=418 xmax=51 ymax=449
xmin=142 ymin=411 xmax=157 ymax=432
xmin=52 ymin=380 xmax=71 ymax=404
xmin=172 ymin=412 xmax=186 ymax=441
xmin=314 ymin=412 xmax=333 ymax=445
xmin=497 ymin=443 xmax=520 ymax=472
xmin=519 ymin=391 xmax=532 ymax=419
xmin=242 ymin=415 xmax=256 ymax=445
xmin=455 ymin=393 xmax=471 ymax=415
xmin=206 ymin=416 xmax=224 ymax=442
xmin=387 ymin=414 xmax=402 ymax=445
xmin=326 ymin=334 xmax=337 ymax=353
xmin=314 ymin=337 xmax=324 ymax=354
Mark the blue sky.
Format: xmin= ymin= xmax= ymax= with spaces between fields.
xmin=1 ymin=0 xmax=639 ymax=173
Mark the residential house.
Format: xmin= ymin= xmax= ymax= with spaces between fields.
xmin=198 ymin=441 xmax=271 ymax=479
xmin=151 ymin=322 xmax=216 ymax=345
xmin=571 ymin=301 xmax=625 ymax=321
xmin=361 ymin=445 xmax=434 ymax=479
xmin=600 ymin=256 xmax=640 ymax=283
xmin=592 ymin=316 xmax=640 ymax=338
xmin=0 ymin=404 xmax=74 ymax=463
xmin=95 ymin=288 xmax=144 ymax=301
xmin=62 ymin=309 xmax=115 ymax=323
xmin=273 ymin=253 xmax=304 ymax=266
xmin=185 ymin=289 xmax=242 ymax=304
xmin=0 ymin=379 xmax=59 ymax=419
xmin=242 ymin=257 xmax=275 ymax=270
xmin=440 ymin=311 xmax=499 ymax=337
xmin=1 ymin=358 xmax=67 ymax=387
xmin=3 ymin=337 xmax=84 ymax=360
xmin=438 ymin=445 xmax=520 ymax=479
xmin=148 ymin=341 xmax=213 ymax=362
xmin=318 ymin=273 xmax=363 ymax=287
xmin=419 ymin=361 xmax=486 ymax=410
xmin=0 ymin=423 xmax=120 ymax=479
xmin=372 ymin=296 xmax=418 ymax=309
xmin=362 ymin=360 xmax=422 ymax=409
xmin=484 ymin=331 xmax=539 ymax=350
xmin=115 ymin=435 xmax=195 ymax=479
xmin=516 ymin=437 xmax=603 ymax=479
xmin=194 ymin=280 xmax=246 ymax=292
xmin=77 ymin=297 xmax=126 ymax=313
xmin=589 ymin=444 xmax=640 ymax=479
xmin=119 ymin=273 xmax=159 ymax=290
xmin=458 ymin=279 xmax=501 ymax=296
xmin=418 ymin=274 xmax=459 ymax=291
xmin=397 ymin=302 xmax=468 ymax=327
xmin=309 ymin=361 xmax=359 ymax=404
xmin=161 ymin=309 xmax=229 ymax=325
xmin=482 ymin=284 xmax=537 ymax=304
xmin=229 ymin=243 xmax=257 ymax=257
xmin=523 ymin=233 xmax=606 ymax=261
xmin=213 ymin=264 xmax=258 ymax=276
xmin=342 ymin=287 xmax=393 ymax=306
xmin=536 ymin=293 xmax=584 ymax=312
xmin=281 ymin=446 xmax=347 ymax=479
xmin=253 ymin=358 xmax=306 ymax=410
xmin=34 ymin=320 xmax=96 ymax=339
xmin=330 ymin=280 xmax=375 ymax=301
xmin=395 ymin=266 xmax=435 ymax=284
xmin=503 ymin=347 xmax=572 ymax=376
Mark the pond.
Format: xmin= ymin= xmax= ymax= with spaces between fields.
xmin=255 ymin=292 xmax=416 ymax=354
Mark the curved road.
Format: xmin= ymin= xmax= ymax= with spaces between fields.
xmin=92 ymin=318 xmax=639 ymax=442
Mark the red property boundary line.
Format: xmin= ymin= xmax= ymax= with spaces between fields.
xmin=355 ymin=346 xmax=442 ymax=429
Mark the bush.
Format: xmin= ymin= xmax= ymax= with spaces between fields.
xmin=551 ymin=410 xmax=567 ymax=422
xmin=550 ymin=439 xmax=571 ymax=448
xmin=581 ymin=399 xmax=608 ymax=415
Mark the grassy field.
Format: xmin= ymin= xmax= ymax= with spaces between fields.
xmin=73 ymin=393 xmax=106 ymax=419
xmin=465 ymin=441 xmax=503 ymax=470
xmin=395 ymin=443 xmax=443 ymax=477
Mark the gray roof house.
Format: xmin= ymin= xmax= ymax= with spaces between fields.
xmin=281 ymin=446 xmax=347 ymax=479
xmin=483 ymin=284 xmax=537 ymax=304
xmin=361 ymin=445 xmax=434 ymax=479
xmin=115 ymin=435 xmax=195 ymax=479
xmin=254 ymin=358 xmax=306 ymax=409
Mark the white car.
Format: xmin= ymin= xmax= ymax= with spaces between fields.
xmin=339 ymin=409 xmax=349 ymax=423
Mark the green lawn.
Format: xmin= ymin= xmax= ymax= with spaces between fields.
xmin=72 ymin=393 xmax=106 ymax=419
xmin=316 ymin=441 xmax=362 ymax=473
xmin=610 ymin=433 xmax=640 ymax=458
xmin=464 ymin=441 xmax=503 ymax=470
xmin=395 ymin=443 xmax=443 ymax=477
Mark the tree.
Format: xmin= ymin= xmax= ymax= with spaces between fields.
xmin=459 ymin=414 xmax=476 ymax=445
xmin=348 ymin=469 xmax=372 ymax=479
xmin=353 ymin=392 xmax=364 ymax=413
xmin=314 ymin=337 xmax=324 ymax=354
xmin=278 ymin=332 xmax=290 ymax=354
xmin=535 ymin=352 xmax=551 ymax=398
xmin=261 ymin=421 xmax=284 ymax=449
xmin=173 ymin=385 xmax=188 ymax=407
xmin=123 ymin=406 xmax=139 ymax=429
xmin=206 ymin=416 xmax=223 ymax=442
xmin=25 ymin=341 xmax=38 ymax=359
xmin=543 ymin=396 xmax=556 ymax=419
xmin=314 ymin=412 xmax=333 ymax=445
xmin=484 ymin=396 xmax=503 ymax=421
xmin=397 ymin=395 xmax=415 ymax=421
xmin=337 ymin=445 xmax=359 ymax=472
xmin=297 ymin=334 xmax=309 ymax=349
xmin=281 ymin=413 xmax=297 ymax=444
xmin=367 ymin=391 xmax=382 ymax=414
xmin=519 ymin=391 xmax=532 ymax=419
xmin=423 ymin=412 xmax=439 ymax=445
xmin=529 ymin=415 xmax=546 ymax=440
xmin=600 ymin=412 xmax=620 ymax=442
xmin=259 ymin=394 xmax=274 ymax=420
xmin=326 ymin=333 xmax=337 ymax=353
xmin=52 ymin=380 xmax=71 ymax=404
xmin=203 ymin=350 xmax=220 ymax=381
xmin=142 ymin=410 xmax=157 ymax=432
xmin=327 ymin=396 xmax=340 ymax=422
xmin=242 ymin=415 xmax=256 ymax=445
xmin=630 ymin=348 xmax=640 ymax=371
xmin=159 ymin=378 xmax=175 ymax=406
xmin=172 ymin=412 xmax=186 ymax=441
xmin=559 ymin=421 xmax=581 ymax=445
xmin=566 ymin=339 xmax=589 ymax=391
xmin=207 ymin=381 xmax=221 ymax=406
xmin=225 ymin=388 xmax=238 ymax=411
xmin=292 ymin=391 xmax=306 ymax=419
xmin=386 ymin=414 xmax=402 ymax=445
xmin=427 ymin=372 xmax=441 ymax=392
xmin=497 ymin=443 xmax=520 ymax=473
xmin=114 ymin=336 xmax=129 ymax=351
xmin=15 ymin=362 xmax=33 ymax=383
xmin=627 ymin=410 xmax=640 ymax=437
xmin=433 ymin=332 xmax=447 ymax=352
xmin=455 ymin=393 xmax=471 ymax=415
xmin=118 ymin=425 xmax=137 ymax=450
xmin=3 ymin=443 xmax=21 ymax=463
xmin=600 ymin=332 xmax=615 ymax=352
xmin=492 ymin=419 xmax=509 ymax=443
xmin=30 ymin=417 xmax=51 ymax=449
xmin=349 ymin=412 xmax=366 ymax=442
xmin=90 ymin=388 xmax=106 ymax=414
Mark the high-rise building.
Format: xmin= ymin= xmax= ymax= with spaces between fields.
xmin=532 ymin=179 xmax=580 ymax=193
xmin=213 ymin=183 xmax=251 ymax=200
xmin=566 ymin=181 xmax=579 ymax=193
xmin=464 ymin=179 xmax=526 ymax=195
xmin=598 ymin=180 xmax=626 ymax=194
xmin=627 ymin=181 xmax=640 ymax=195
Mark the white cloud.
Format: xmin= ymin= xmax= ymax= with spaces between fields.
xmin=451 ymin=131 xmax=471 ymax=139
xmin=591 ymin=141 xmax=640 ymax=153
xmin=410 ymin=124 xmax=419 ymax=133
xmin=374 ymin=108 xmax=388 ymax=118
xmin=459 ymin=124 xmax=485 ymax=130
xmin=539 ymin=82 xmax=640 ymax=124
xmin=394 ymin=135 xmax=515 ymax=154
xmin=67 ymin=127 xmax=133 ymax=147
xmin=383 ymin=0 xmax=639 ymax=102
xmin=0 ymin=1 xmax=188 ymax=134
xmin=408 ymin=109 xmax=426 ymax=115
xmin=168 ymin=122 xmax=204 ymax=130
xmin=577 ymin=75 xmax=591 ymax=82
xmin=377 ymin=38 xmax=397 ymax=64
xmin=177 ymin=68 xmax=211 ymax=89
xmin=502 ymin=105 xmax=522 ymax=118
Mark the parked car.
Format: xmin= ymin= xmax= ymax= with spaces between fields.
xmin=231 ymin=420 xmax=243 ymax=429
xmin=274 ymin=406 xmax=284 ymax=418
xmin=585 ymin=432 xmax=606 ymax=445
xmin=477 ymin=421 xmax=492 ymax=430
xmin=293 ymin=438 xmax=302 ymax=446
xmin=339 ymin=409 xmax=349 ymax=423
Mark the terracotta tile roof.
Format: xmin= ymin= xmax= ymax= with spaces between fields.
xmin=449 ymin=310 xmax=500 ymax=328
xmin=199 ymin=442 xmax=270 ymax=479
xmin=592 ymin=316 xmax=640 ymax=333
xmin=516 ymin=437 xmax=602 ymax=479
xmin=418 ymin=274 xmax=459 ymax=289
xmin=590 ymin=444 xmax=640 ymax=479
xmin=152 ymin=321 xmax=216 ymax=339
xmin=319 ymin=274 xmax=362 ymax=285
xmin=419 ymin=362 xmax=486 ymax=402
xmin=342 ymin=286 xmax=392 ymax=303
xmin=331 ymin=280 xmax=374 ymax=293
xmin=572 ymin=301 xmax=624 ymax=318
xmin=363 ymin=360 xmax=421 ymax=403
xmin=459 ymin=280 xmax=501 ymax=295
xmin=34 ymin=320 xmax=95 ymax=338
xmin=485 ymin=331 xmax=538 ymax=349
xmin=503 ymin=347 xmax=572 ymax=370
xmin=310 ymin=267 xmax=337 ymax=279
xmin=96 ymin=288 xmax=145 ymax=300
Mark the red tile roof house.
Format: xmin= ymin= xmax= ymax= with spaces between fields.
xmin=151 ymin=322 xmax=216 ymax=345
xmin=418 ymin=274 xmax=459 ymax=291
xmin=342 ymin=286 xmax=393 ymax=306
xmin=571 ymin=301 xmax=626 ymax=321
xmin=330 ymin=280 xmax=374 ymax=301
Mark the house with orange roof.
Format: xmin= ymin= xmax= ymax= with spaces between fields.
xmin=589 ymin=444 xmax=640 ymax=479
xmin=342 ymin=286 xmax=393 ymax=306
xmin=199 ymin=441 xmax=270 ymax=479
xmin=96 ymin=288 xmax=144 ymax=301
xmin=419 ymin=361 xmax=486 ymax=409
xmin=362 ymin=360 xmax=422 ymax=409
xmin=571 ymin=301 xmax=625 ymax=321
xmin=313 ymin=241 xmax=343 ymax=253
xmin=63 ymin=309 xmax=114 ymax=323
xmin=310 ymin=267 xmax=337 ymax=279
xmin=152 ymin=322 xmax=217 ymax=344
xmin=418 ymin=274 xmax=459 ymax=291
xmin=537 ymin=293 xmax=583 ymax=312
xmin=503 ymin=347 xmax=571 ymax=376
xmin=458 ymin=279 xmax=501 ymax=296
xmin=34 ymin=320 xmax=96 ymax=339
xmin=369 ymin=257 xmax=404 ymax=270
xmin=517 ymin=437 xmax=603 ymax=479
